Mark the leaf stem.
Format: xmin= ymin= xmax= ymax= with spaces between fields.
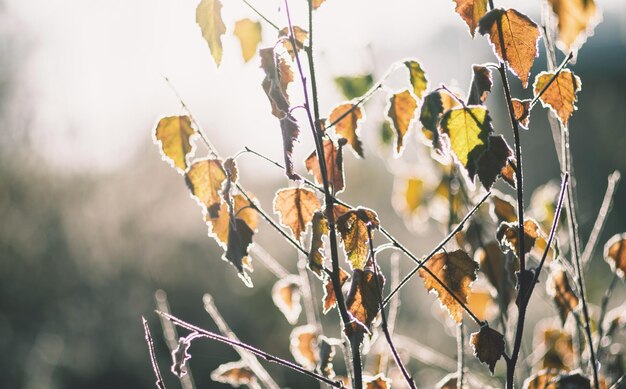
xmin=156 ymin=310 xmax=346 ymax=388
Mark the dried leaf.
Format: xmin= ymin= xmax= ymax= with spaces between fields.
xmin=225 ymin=218 xmax=255 ymax=287
xmin=280 ymin=114 xmax=302 ymax=180
xmin=477 ymin=241 xmax=517 ymax=308
xmin=419 ymin=89 xmax=459 ymax=147
xmin=337 ymin=207 xmax=380 ymax=270
xmin=305 ymin=138 xmax=347 ymax=193
xmin=474 ymin=134 xmax=513 ymax=190
xmin=211 ymin=360 xmax=259 ymax=389
xmin=196 ymin=0 xmax=226 ymax=66
xmin=478 ymin=8 xmax=541 ymax=87
xmin=512 ymin=98 xmax=531 ymax=128
xmin=501 ymin=159 xmax=517 ymax=188
xmin=547 ymin=266 xmax=579 ymax=325
xmin=523 ymin=370 xmax=558 ymax=389
xmin=441 ymin=106 xmax=493 ymax=172
xmin=318 ymin=336 xmax=339 ymax=378
xmin=497 ymin=219 xmax=540 ymax=258
xmin=453 ymin=0 xmax=489 ymax=37
xmin=490 ymin=191 xmax=518 ymax=223
xmin=539 ymin=328 xmax=574 ymax=371
xmin=186 ymin=158 xmax=227 ymax=218
xmin=467 ymin=64 xmax=493 ymax=105
xmin=549 ymin=0 xmax=600 ymax=53
xmin=364 ymin=373 xmax=391 ymax=389
xmin=233 ymin=19 xmax=262 ymax=63
xmin=533 ymin=70 xmax=582 ymax=127
xmin=405 ymin=60 xmax=428 ymax=99
xmin=206 ymin=194 xmax=258 ymax=248
xmin=323 ymin=267 xmax=350 ymax=314
xmin=419 ymin=249 xmax=478 ymax=323
xmin=260 ymin=47 xmax=292 ymax=119
xmin=273 ymin=188 xmax=321 ymax=240
xmin=334 ymin=74 xmax=374 ymax=100
xmin=604 ymin=233 xmax=626 ymax=279
xmin=272 ymin=275 xmax=302 ymax=324
xmin=308 ymin=211 xmax=329 ymax=278
xmin=329 ymin=103 xmax=364 ymax=158
xmin=470 ymin=325 xmax=505 ymax=374
xmin=346 ymin=269 xmax=384 ymax=333
xmin=153 ymin=115 xmax=197 ymax=173
xmin=387 ymin=90 xmax=418 ymax=156
xmin=278 ymin=26 xmax=308 ymax=60
xmin=289 ymin=325 xmax=318 ymax=370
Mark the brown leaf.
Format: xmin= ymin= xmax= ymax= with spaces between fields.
xmin=512 ymin=98 xmax=532 ymax=128
xmin=501 ymin=159 xmax=517 ymax=188
xmin=280 ymin=114 xmax=302 ymax=180
xmin=337 ymin=207 xmax=380 ymax=270
xmin=323 ymin=267 xmax=350 ymax=314
xmin=329 ymin=103 xmax=364 ymax=158
xmin=210 ymin=360 xmax=258 ymax=388
xmin=278 ymin=26 xmax=308 ymax=60
xmin=206 ymin=193 xmax=258 ymax=248
xmin=474 ymin=134 xmax=513 ymax=190
xmin=497 ymin=219 xmax=540 ymax=258
xmin=419 ymin=249 xmax=478 ymax=323
xmin=364 ymin=373 xmax=391 ymax=389
xmin=153 ymin=115 xmax=196 ymax=173
xmin=604 ymin=233 xmax=626 ymax=279
xmin=539 ymin=328 xmax=574 ymax=371
xmin=470 ymin=325 xmax=505 ymax=374
xmin=225 ymin=218 xmax=255 ymax=287
xmin=260 ymin=47 xmax=291 ymax=118
xmin=387 ymin=90 xmax=417 ymax=156
xmin=552 ymin=371 xmax=591 ymax=388
xmin=289 ymin=325 xmax=318 ymax=370
xmin=523 ymin=370 xmax=558 ymax=389
xmin=307 ymin=211 xmax=329 ymax=278
xmin=478 ymin=8 xmax=541 ymax=87
xmin=453 ymin=0 xmax=489 ymax=37
xmin=273 ymin=187 xmax=321 ymax=240
xmin=272 ymin=275 xmax=302 ymax=325
xmin=233 ymin=18 xmax=262 ymax=63
xmin=533 ymin=70 xmax=581 ymax=126
xmin=186 ymin=158 xmax=227 ymax=218
xmin=476 ymin=241 xmax=517 ymax=308
xmin=304 ymin=138 xmax=347 ymax=194
xmin=467 ymin=64 xmax=493 ymax=105
xmin=346 ymin=268 xmax=384 ymax=334
xmin=490 ymin=191 xmax=518 ymax=223
xmin=548 ymin=0 xmax=600 ymax=53
xmin=196 ymin=0 xmax=226 ymax=66
xmin=318 ymin=336 xmax=339 ymax=378
xmin=547 ymin=266 xmax=579 ymax=325
xmin=311 ymin=0 xmax=326 ymax=10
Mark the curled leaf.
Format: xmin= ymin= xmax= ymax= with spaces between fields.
xmin=260 ymin=47 xmax=292 ymax=118
xmin=604 ymin=233 xmax=626 ymax=279
xmin=289 ymin=325 xmax=318 ymax=370
xmin=196 ymin=0 xmax=226 ymax=66
xmin=153 ymin=115 xmax=197 ymax=173
xmin=470 ymin=325 xmax=505 ymax=374
xmin=387 ymin=90 xmax=417 ymax=156
xmin=273 ymin=187 xmax=321 ymax=240
xmin=478 ymin=8 xmax=541 ymax=87
xmin=419 ymin=89 xmax=459 ymax=147
xmin=328 ymin=103 xmax=364 ymax=158
xmin=279 ymin=114 xmax=302 ymax=180
xmin=225 ymin=218 xmax=255 ymax=287
xmin=278 ymin=26 xmax=308 ymax=60
xmin=346 ymin=268 xmax=384 ymax=333
xmin=272 ymin=275 xmax=302 ymax=324
xmin=419 ymin=249 xmax=478 ymax=323
xmin=533 ymin=69 xmax=582 ymax=127
xmin=307 ymin=211 xmax=329 ymax=278
xmin=336 ymin=207 xmax=380 ymax=270
xmin=186 ymin=158 xmax=227 ymax=218
xmin=233 ymin=19 xmax=262 ymax=63
xmin=206 ymin=193 xmax=258 ymax=248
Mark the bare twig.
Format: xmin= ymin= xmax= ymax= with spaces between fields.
xmin=142 ymin=317 xmax=167 ymax=389
xmin=378 ymin=253 xmax=401 ymax=375
xmin=250 ymin=245 xmax=290 ymax=279
xmin=239 ymin=0 xmax=280 ymax=31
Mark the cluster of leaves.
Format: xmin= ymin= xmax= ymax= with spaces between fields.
xmin=147 ymin=0 xmax=626 ymax=388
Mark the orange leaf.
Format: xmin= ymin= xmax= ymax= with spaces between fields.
xmin=206 ymin=193 xmax=258 ymax=248
xmin=272 ymin=275 xmax=302 ymax=324
xmin=305 ymin=138 xmax=347 ymax=194
xmin=512 ymin=98 xmax=531 ymax=128
xmin=328 ymin=103 xmax=364 ymax=158
xmin=337 ymin=207 xmax=380 ymax=270
xmin=604 ymin=233 xmax=626 ymax=279
xmin=346 ymin=268 xmax=384 ymax=333
xmin=278 ymin=26 xmax=308 ymax=61
xmin=453 ymin=0 xmax=489 ymax=37
xmin=547 ymin=265 xmax=579 ymax=325
xmin=549 ymin=0 xmax=600 ymax=53
xmin=478 ymin=8 xmax=541 ymax=87
xmin=538 ymin=328 xmax=574 ymax=371
xmin=210 ymin=360 xmax=258 ymax=387
xmin=289 ymin=325 xmax=318 ymax=370
xmin=186 ymin=158 xmax=227 ymax=218
xmin=470 ymin=326 xmax=505 ymax=374
xmin=323 ymin=267 xmax=350 ymax=314
xmin=490 ymin=191 xmax=518 ymax=223
xmin=533 ymin=69 xmax=582 ymax=127
xmin=273 ymin=188 xmax=321 ymax=240
xmin=153 ymin=115 xmax=197 ymax=173
xmin=419 ymin=249 xmax=478 ymax=323
xmin=364 ymin=373 xmax=391 ymax=389
xmin=386 ymin=90 xmax=417 ymax=156
xmin=497 ymin=219 xmax=540 ymax=258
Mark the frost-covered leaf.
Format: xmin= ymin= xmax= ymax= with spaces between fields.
xmin=470 ymin=325 xmax=505 ymax=374
xmin=364 ymin=373 xmax=391 ymax=389
xmin=211 ymin=360 xmax=259 ymax=389
xmin=206 ymin=194 xmax=258 ymax=248
xmin=328 ymin=103 xmax=364 ymax=158
xmin=387 ymin=90 xmax=417 ymax=156
xmin=260 ymin=47 xmax=292 ymax=118
xmin=279 ymin=114 xmax=301 ymax=180
xmin=479 ymin=8 xmax=541 ymax=87
xmin=604 ymin=233 xmax=626 ymax=279
xmin=533 ymin=70 xmax=581 ymax=127
xmin=474 ymin=135 xmax=513 ymax=190
xmin=497 ymin=219 xmax=540 ymax=258
xmin=419 ymin=89 xmax=459 ymax=147
xmin=512 ymin=98 xmax=531 ymax=128
xmin=153 ymin=115 xmax=197 ymax=173
xmin=196 ymin=0 xmax=226 ymax=66
xmin=305 ymin=138 xmax=347 ymax=193
xmin=273 ymin=188 xmax=321 ymax=240
xmin=336 ymin=207 xmax=380 ymax=270
xmin=453 ymin=0 xmax=489 ymax=37
xmin=186 ymin=158 xmax=227 ymax=218
xmin=233 ymin=18 xmax=262 ymax=63
xmin=405 ymin=60 xmax=428 ymax=99
xmin=278 ymin=26 xmax=308 ymax=60
xmin=272 ymin=275 xmax=302 ymax=324
xmin=419 ymin=249 xmax=478 ymax=323
xmin=323 ymin=267 xmax=350 ymax=314
xmin=225 ymin=218 xmax=255 ymax=287
xmin=307 ymin=211 xmax=329 ymax=278
xmin=441 ymin=106 xmax=493 ymax=172
xmin=289 ymin=325 xmax=318 ymax=370
xmin=346 ymin=268 xmax=384 ymax=333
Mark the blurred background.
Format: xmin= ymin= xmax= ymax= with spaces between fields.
xmin=1 ymin=0 xmax=625 ymax=387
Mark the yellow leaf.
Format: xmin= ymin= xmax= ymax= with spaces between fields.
xmin=311 ymin=0 xmax=326 ymax=10
xmin=453 ymin=0 xmax=489 ymax=37
xmin=328 ymin=103 xmax=364 ymax=158
xmin=404 ymin=60 xmax=428 ymax=99
xmin=153 ymin=115 xmax=196 ymax=173
xmin=440 ymin=106 xmax=492 ymax=171
xmin=336 ymin=207 xmax=380 ymax=270
xmin=273 ymin=188 xmax=321 ymax=240
xmin=537 ymin=328 xmax=574 ymax=371
xmin=468 ymin=288 xmax=495 ymax=322
xmin=478 ymin=8 xmax=541 ymax=87
xmin=533 ymin=69 xmax=582 ymax=127
xmin=549 ymin=0 xmax=600 ymax=53
xmin=206 ymin=194 xmax=258 ymax=248
xmin=419 ymin=249 xmax=478 ymax=323
xmin=196 ymin=0 xmax=226 ymax=66
xmin=470 ymin=326 xmax=505 ymax=374
xmin=386 ymin=90 xmax=417 ymax=156
xmin=233 ymin=18 xmax=262 ymax=63
xmin=186 ymin=158 xmax=227 ymax=217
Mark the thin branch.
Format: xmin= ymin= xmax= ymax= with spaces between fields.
xmin=456 ymin=323 xmax=465 ymax=389
xmin=203 ymin=294 xmax=281 ymax=389
xmin=249 ymin=245 xmax=290 ymax=279
xmin=582 ymin=171 xmax=621 ymax=268
xmin=367 ymin=225 xmax=417 ymax=389
xmin=394 ymin=334 xmax=457 ymax=371
xmin=142 ymin=317 xmax=167 ymax=389
xmin=239 ymin=0 xmax=280 ymax=31
xmin=610 ymin=373 xmax=626 ymax=389
xmin=156 ymin=310 xmax=346 ymax=388
xmin=379 ymin=253 xmax=401 ymax=375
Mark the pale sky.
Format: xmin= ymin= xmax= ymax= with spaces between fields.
xmin=4 ymin=0 xmax=624 ymax=173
